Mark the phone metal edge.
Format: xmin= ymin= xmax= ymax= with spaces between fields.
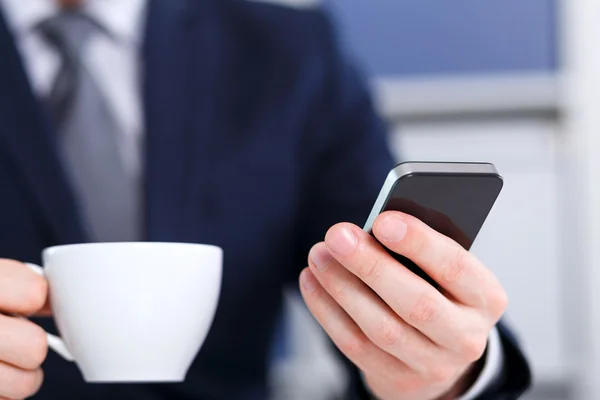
xmin=362 ymin=162 xmax=500 ymax=233
xmin=363 ymin=167 xmax=402 ymax=233
xmin=393 ymin=162 xmax=499 ymax=176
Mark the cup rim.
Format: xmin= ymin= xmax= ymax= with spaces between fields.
xmin=43 ymin=242 xmax=223 ymax=257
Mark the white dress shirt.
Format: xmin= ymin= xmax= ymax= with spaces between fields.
xmin=0 ymin=0 xmax=146 ymax=180
xmin=0 ymin=1 xmax=503 ymax=399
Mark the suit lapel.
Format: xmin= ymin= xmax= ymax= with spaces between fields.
xmin=0 ymin=10 xmax=86 ymax=244
xmin=143 ymin=0 xmax=223 ymax=242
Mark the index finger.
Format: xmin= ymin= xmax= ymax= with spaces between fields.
xmin=372 ymin=212 xmax=506 ymax=314
xmin=0 ymin=259 xmax=48 ymax=315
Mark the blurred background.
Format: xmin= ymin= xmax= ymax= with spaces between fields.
xmin=269 ymin=1 xmax=600 ymax=399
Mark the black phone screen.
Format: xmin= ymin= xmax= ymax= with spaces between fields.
xmin=375 ymin=173 xmax=503 ymax=287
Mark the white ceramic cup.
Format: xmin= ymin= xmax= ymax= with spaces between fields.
xmin=25 ymin=242 xmax=223 ymax=383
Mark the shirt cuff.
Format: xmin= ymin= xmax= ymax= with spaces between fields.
xmin=457 ymin=325 xmax=504 ymax=400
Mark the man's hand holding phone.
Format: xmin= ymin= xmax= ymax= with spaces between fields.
xmin=299 ymin=211 xmax=507 ymax=400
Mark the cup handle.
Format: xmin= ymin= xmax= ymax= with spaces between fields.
xmin=21 ymin=263 xmax=75 ymax=362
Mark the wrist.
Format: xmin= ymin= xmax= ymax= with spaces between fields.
xmin=435 ymin=352 xmax=487 ymax=400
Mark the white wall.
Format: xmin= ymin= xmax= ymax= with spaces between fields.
xmin=560 ymin=0 xmax=600 ymax=398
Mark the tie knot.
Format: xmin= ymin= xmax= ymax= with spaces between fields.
xmin=38 ymin=11 xmax=103 ymax=60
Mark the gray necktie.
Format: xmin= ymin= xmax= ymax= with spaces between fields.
xmin=39 ymin=11 xmax=141 ymax=242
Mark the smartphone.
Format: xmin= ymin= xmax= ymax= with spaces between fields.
xmin=363 ymin=161 xmax=503 ymax=288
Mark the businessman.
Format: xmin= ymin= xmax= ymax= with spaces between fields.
xmin=0 ymin=0 xmax=531 ymax=399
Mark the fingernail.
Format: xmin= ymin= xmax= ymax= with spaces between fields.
xmin=309 ymin=245 xmax=333 ymax=271
xmin=326 ymin=226 xmax=358 ymax=256
xmin=300 ymin=269 xmax=317 ymax=292
xmin=378 ymin=214 xmax=407 ymax=242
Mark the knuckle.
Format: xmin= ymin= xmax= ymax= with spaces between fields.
xmin=0 ymin=259 xmax=47 ymax=313
xmin=357 ymin=256 xmax=384 ymax=282
xmin=426 ymin=365 xmax=455 ymax=384
xmin=22 ymin=323 xmax=49 ymax=369
xmin=338 ymin=335 xmax=370 ymax=361
xmin=458 ymin=333 xmax=487 ymax=362
xmin=22 ymin=275 xmax=48 ymax=313
xmin=405 ymin=226 xmax=427 ymax=256
xmin=330 ymin=280 xmax=354 ymax=303
xmin=392 ymin=375 xmax=423 ymax=393
xmin=488 ymin=286 xmax=509 ymax=318
xmin=373 ymin=315 xmax=404 ymax=348
xmin=440 ymin=246 xmax=469 ymax=283
xmin=12 ymin=369 xmax=42 ymax=399
xmin=408 ymin=294 xmax=439 ymax=324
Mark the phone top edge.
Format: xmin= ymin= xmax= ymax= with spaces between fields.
xmin=362 ymin=162 xmax=501 ymax=233
xmin=393 ymin=161 xmax=499 ymax=177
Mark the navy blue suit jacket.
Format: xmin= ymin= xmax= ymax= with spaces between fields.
xmin=0 ymin=0 xmax=530 ymax=399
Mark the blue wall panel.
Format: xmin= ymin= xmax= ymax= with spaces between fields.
xmin=327 ymin=0 xmax=557 ymax=77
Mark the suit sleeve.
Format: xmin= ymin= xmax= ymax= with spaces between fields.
xmin=291 ymin=8 xmax=532 ymax=400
